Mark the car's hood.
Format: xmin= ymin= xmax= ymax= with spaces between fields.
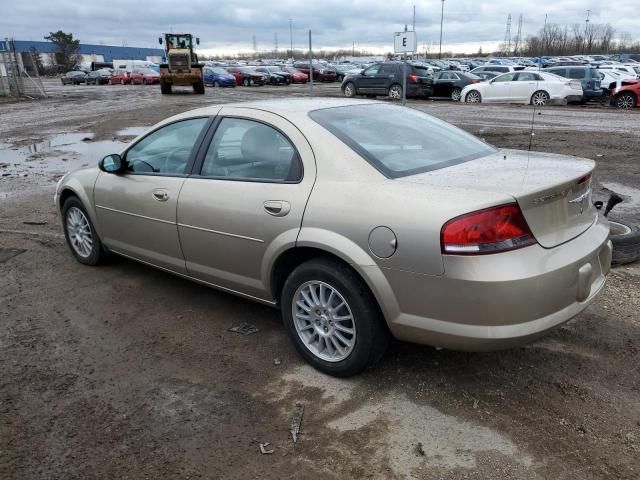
xmin=398 ymin=149 xmax=597 ymax=248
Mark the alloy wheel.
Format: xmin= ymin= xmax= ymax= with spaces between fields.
xmin=344 ymin=83 xmax=355 ymax=97
xmin=389 ymin=85 xmax=402 ymax=100
xmin=616 ymin=94 xmax=635 ymax=109
xmin=66 ymin=207 xmax=93 ymax=258
xmin=466 ymin=91 xmax=481 ymax=103
xmin=532 ymin=91 xmax=549 ymax=106
xmin=451 ymin=88 xmax=461 ymax=101
xmin=292 ymin=281 xmax=357 ymax=362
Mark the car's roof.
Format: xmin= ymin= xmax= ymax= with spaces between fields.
xmin=178 ymin=98 xmax=377 ymax=118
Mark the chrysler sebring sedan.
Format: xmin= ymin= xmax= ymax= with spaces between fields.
xmin=55 ymin=99 xmax=611 ymax=377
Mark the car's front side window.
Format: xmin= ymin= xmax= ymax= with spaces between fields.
xmin=363 ymin=65 xmax=381 ymax=76
xmin=493 ymin=73 xmax=516 ymax=82
xmin=125 ymin=118 xmax=208 ymax=175
xmin=200 ymin=118 xmax=301 ymax=182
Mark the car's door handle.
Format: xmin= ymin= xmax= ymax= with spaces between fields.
xmin=152 ymin=189 xmax=169 ymax=202
xmin=263 ymin=200 xmax=290 ymax=217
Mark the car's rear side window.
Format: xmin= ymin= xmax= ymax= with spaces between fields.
xmin=568 ymin=69 xmax=586 ymax=79
xmin=309 ymin=104 xmax=495 ymax=178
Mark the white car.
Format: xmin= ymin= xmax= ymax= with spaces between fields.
xmin=461 ymin=71 xmax=583 ymax=105
xmin=597 ymin=69 xmax=635 ymax=93
xmin=598 ymin=64 xmax=640 ymax=78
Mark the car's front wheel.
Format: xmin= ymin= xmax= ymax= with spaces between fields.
xmin=62 ymin=197 xmax=106 ymax=266
xmin=615 ymin=92 xmax=636 ymax=109
xmin=281 ymin=258 xmax=388 ymax=377
xmin=465 ymin=90 xmax=482 ymax=103
xmin=343 ymin=82 xmax=356 ymax=98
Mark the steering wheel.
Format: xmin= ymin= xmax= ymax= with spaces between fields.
xmin=163 ymin=147 xmax=191 ymax=173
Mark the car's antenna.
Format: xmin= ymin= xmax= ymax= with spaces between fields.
xmin=528 ymin=14 xmax=548 ymax=152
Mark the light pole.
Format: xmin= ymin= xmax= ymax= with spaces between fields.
xmin=438 ymin=0 xmax=445 ymax=59
xmin=289 ymin=19 xmax=293 ymax=59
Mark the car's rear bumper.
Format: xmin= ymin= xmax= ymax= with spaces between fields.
xmin=382 ymin=214 xmax=611 ymax=351
xmin=407 ymin=84 xmax=434 ymax=98
xmin=563 ymin=94 xmax=584 ymax=104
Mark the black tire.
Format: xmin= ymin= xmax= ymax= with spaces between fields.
xmin=608 ymin=219 xmax=640 ymax=266
xmin=243 ymin=78 xmax=250 ymax=87
xmin=451 ymin=87 xmax=462 ymax=102
xmin=281 ymin=258 xmax=389 ymax=377
xmin=615 ymin=92 xmax=637 ymax=109
xmin=160 ymin=79 xmax=172 ymax=94
xmin=388 ymin=83 xmax=403 ymax=100
xmin=343 ymin=81 xmax=356 ymax=98
xmin=531 ymin=90 xmax=550 ymax=106
xmin=193 ymin=78 xmax=205 ymax=94
xmin=62 ymin=196 xmax=106 ymax=266
xmin=465 ymin=90 xmax=482 ymax=103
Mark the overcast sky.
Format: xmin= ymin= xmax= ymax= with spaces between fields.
xmin=2 ymin=0 xmax=638 ymax=54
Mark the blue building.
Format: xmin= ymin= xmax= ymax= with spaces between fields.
xmin=11 ymin=40 xmax=164 ymax=63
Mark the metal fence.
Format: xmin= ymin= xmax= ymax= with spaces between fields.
xmin=0 ymin=38 xmax=47 ymax=98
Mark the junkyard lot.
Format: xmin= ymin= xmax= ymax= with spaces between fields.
xmin=1 ymin=79 xmax=639 ymax=479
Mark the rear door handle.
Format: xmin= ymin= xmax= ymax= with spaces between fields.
xmin=152 ymin=189 xmax=169 ymax=202
xmin=263 ymin=200 xmax=290 ymax=217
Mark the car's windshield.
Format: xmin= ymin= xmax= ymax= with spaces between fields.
xmin=309 ymin=104 xmax=496 ymax=178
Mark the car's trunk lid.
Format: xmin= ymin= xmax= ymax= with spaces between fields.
xmin=398 ymin=149 xmax=597 ymax=248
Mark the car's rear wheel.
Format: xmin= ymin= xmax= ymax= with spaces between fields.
xmin=281 ymin=258 xmax=388 ymax=377
xmin=451 ymin=87 xmax=462 ymax=101
xmin=62 ymin=197 xmax=106 ymax=266
xmin=243 ymin=78 xmax=250 ymax=86
xmin=465 ymin=90 xmax=481 ymax=103
xmin=388 ymin=83 xmax=403 ymax=100
xmin=615 ymin=92 xmax=636 ymax=109
xmin=609 ymin=219 xmax=640 ymax=266
xmin=343 ymin=82 xmax=356 ymax=98
xmin=531 ymin=90 xmax=550 ymax=106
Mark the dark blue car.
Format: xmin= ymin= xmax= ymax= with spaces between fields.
xmin=203 ymin=66 xmax=236 ymax=87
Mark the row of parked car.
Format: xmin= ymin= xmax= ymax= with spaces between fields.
xmin=340 ymin=60 xmax=640 ymax=109
xmin=60 ymin=68 xmax=161 ymax=86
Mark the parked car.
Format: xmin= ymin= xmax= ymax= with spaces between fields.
xmin=333 ymin=64 xmax=362 ymax=81
xmin=109 ymin=71 xmax=132 ymax=85
xmin=341 ymin=62 xmax=434 ymax=100
xmin=281 ymin=66 xmax=308 ymax=83
xmin=609 ymin=79 xmax=640 ymax=108
xmin=61 ymin=71 xmax=87 ymax=85
xmin=55 ymin=98 xmax=611 ymax=377
xmin=473 ymin=71 xmax=500 ymax=81
xmin=544 ymin=66 xmax=602 ymax=102
xmin=609 ymin=53 xmax=640 ymax=63
xmin=462 ymin=71 xmax=583 ymax=105
xmin=254 ymin=66 xmax=290 ymax=85
xmin=203 ymin=66 xmax=237 ymax=87
xmin=597 ymin=64 xmax=640 ymax=78
xmin=226 ymin=66 xmax=267 ymax=86
xmin=431 ymin=71 xmax=482 ymax=101
xmin=130 ymin=68 xmax=161 ymax=85
xmin=471 ymin=65 xmax=524 ymax=75
xmin=597 ymin=70 xmax=633 ymax=96
xmin=293 ymin=62 xmax=337 ymax=82
xmin=86 ymin=69 xmax=111 ymax=85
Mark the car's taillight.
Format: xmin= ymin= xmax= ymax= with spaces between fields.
xmin=471 ymin=79 xmax=478 ymax=83
xmin=407 ymin=74 xmax=418 ymax=83
xmin=440 ymin=203 xmax=537 ymax=255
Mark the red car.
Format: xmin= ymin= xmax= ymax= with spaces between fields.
xmin=281 ymin=66 xmax=308 ymax=83
xmin=293 ymin=62 xmax=337 ymax=82
xmin=225 ymin=66 xmax=267 ymax=86
xmin=610 ymin=79 xmax=640 ymax=109
xmin=109 ymin=71 xmax=132 ymax=85
xmin=130 ymin=68 xmax=161 ymax=85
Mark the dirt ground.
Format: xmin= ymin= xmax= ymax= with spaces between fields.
xmin=1 ymin=80 xmax=639 ymax=480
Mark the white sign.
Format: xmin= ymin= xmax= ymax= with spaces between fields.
xmin=394 ymin=31 xmax=417 ymax=53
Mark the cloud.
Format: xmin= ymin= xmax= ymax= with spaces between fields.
xmin=1 ymin=0 xmax=638 ymax=54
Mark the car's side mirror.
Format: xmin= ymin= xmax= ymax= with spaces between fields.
xmin=196 ymin=38 xmax=200 ymax=45
xmin=99 ymin=154 xmax=126 ymax=174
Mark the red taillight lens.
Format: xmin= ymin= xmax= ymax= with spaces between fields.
xmin=441 ymin=203 xmax=537 ymax=255
xmin=471 ymin=79 xmax=478 ymax=83
xmin=408 ymin=74 xmax=418 ymax=83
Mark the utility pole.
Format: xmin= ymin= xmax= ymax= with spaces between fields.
xmin=514 ymin=14 xmax=523 ymax=56
xmin=289 ymin=19 xmax=293 ymax=59
xmin=274 ymin=33 xmax=278 ymax=56
xmin=252 ymin=35 xmax=257 ymax=54
xmin=308 ymin=29 xmax=313 ymax=96
xmin=352 ymin=41 xmax=355 ymax=57
xmin=412 ymin=4 xmax=416 ymax=60
xmin=438 ymin=0 xmax=445 ymax=59
xmin=582 ymin=9 xmax=591 ymax=54
xmin=503 ymin=14 xmax=512 ymax=57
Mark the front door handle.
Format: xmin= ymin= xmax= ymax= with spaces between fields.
xmin=264 ymin=200 xmax=290 ymax=217
xmin=152 ymin=189 xmax=169 ymax=202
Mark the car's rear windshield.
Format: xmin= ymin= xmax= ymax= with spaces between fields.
xmin=309 ymin=104 xmax=496 ymax=178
